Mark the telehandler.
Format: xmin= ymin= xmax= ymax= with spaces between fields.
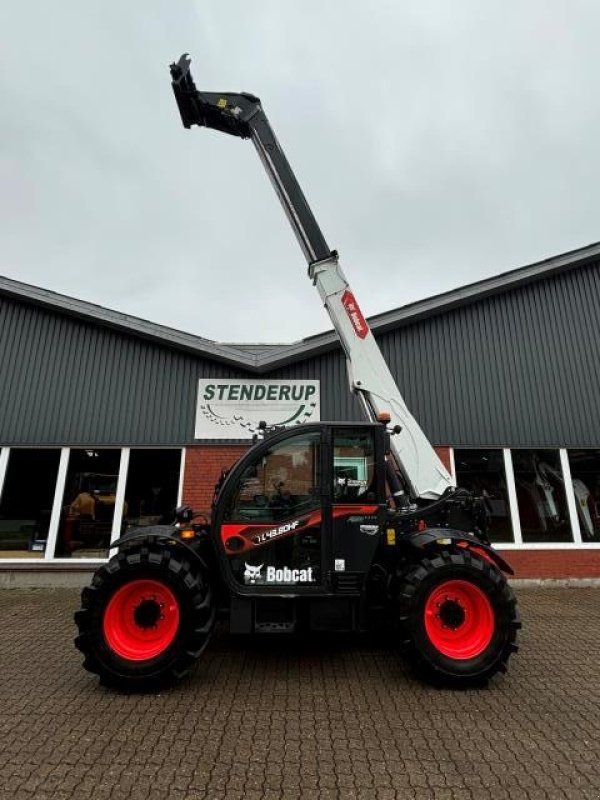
xmin=75 ymin=55 xmax=520 ymax=688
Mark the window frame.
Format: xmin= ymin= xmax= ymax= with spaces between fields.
xmin=0 ymin=446 xmax=183 ymax=564
xmin=332 ymin=427 xmax=380 ymax=505
xmin=224 ymin=431 xmax=323 ymax=525
xmin=452 ymin=447 xmax=515 ymax=544
xmin=451 ymin=447 xmax=600 ymax=550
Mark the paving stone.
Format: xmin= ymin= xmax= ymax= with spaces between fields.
xmin=1 ymin=587 xmax=600 ymax=800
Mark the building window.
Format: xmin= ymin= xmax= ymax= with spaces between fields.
xmin=512 ymin=449 xmax=573 ymax=543
xmin=55 ymin=449 xmax=121 ymax=558
xmin=567 ymin=450 xmax=600 ymax=542
xmin=121 ymin=449 xmax=181 ymax=530
xmin=454 ymin=449 xmax=513 ymax=543
xmin=0 ymin=449 xmax=61 ymax=558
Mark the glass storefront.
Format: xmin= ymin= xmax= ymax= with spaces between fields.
xmin=121 ymin=449 xmax=181 ymax=531
xmin=512 ymin=449 xmax=573 ymax=543
xmin=454 ymin=449 xmax=514 ymax=543
xmin=55 ymin=449 xmax=122 ymax=558
xmin=1 ymin=443 xmax=599 ymax=561
xmin=567 ymin=450 xmax=600 ymax=542
xmin=0 ymin=446 xmax=184 ymax=560
xmin=0 ymin=449 xmax=61 ymax=558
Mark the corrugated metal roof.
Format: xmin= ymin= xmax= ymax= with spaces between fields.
xmin=2 ymin=240 xmax=599 ymax=373
xmin=2 ymin=242 xmax=600 ymax=447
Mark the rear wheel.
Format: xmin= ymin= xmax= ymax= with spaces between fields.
xmin=398 ymin=550 xmax=520 ymax=684
xmin=74 ymin=544 xmax=215 ymax=689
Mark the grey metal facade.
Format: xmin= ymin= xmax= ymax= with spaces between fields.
xmin=1 ymin=246 xmax=599 ymax=448
xmin=0 ymin=295 xmax=241 ymax=446
xmin=376 ymin=260 xmax=600 ymax=447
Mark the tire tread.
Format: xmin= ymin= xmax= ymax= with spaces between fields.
xmin=397 ymin=549 xmax=520 ymax=685
xmin=74 ymin=542 xmax=215 ymax=690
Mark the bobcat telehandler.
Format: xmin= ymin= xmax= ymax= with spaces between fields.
xmin=75 ymin=55 xmax=520 ymax=688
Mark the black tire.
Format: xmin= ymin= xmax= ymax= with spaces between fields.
xmin=397 ymin=550 xmax=520 ymax=685
xmin=74 ymin=543 xmax=215 ymax=689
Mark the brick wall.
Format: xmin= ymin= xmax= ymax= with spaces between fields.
xmin=497 ymin=549 xmax=600 ymax=578
xmin=435 ymin=447 xmax=452 ymax=474
xmin=182 ymin=445 xmax=247 ymax=512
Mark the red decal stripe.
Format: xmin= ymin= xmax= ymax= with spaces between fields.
xmin=221 ymin=505 xmax=378 ymax=555
xmin=341 ymin=291 xmax=369 ymax=339
xmin=221 ymin=510 xmax=322 ymax=554
xmin=332 ymin=504 xmax=379 ymax=517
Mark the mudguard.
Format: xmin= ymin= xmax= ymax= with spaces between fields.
xmin=110 ymin=526 xmax=210 ymax=572
xmin=405 ymin=528 xmax=514 ymax=575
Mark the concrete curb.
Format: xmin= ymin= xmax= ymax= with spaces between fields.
xmin=0 ymin=570 xmax=96 ymax=589
xmin=510 ymin=577 xmax=600 ymax=588
xmin=1 ymin=570 xmax=600 ymax=589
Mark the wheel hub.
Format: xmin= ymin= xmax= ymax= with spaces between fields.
xmin=133 ymin=597 xmax=163 ymax=629
xmin=424 ymin=579 xmax=495 ymax=660
xmin=437 ymin=598 xmax=466 ymax=629
xmin=103 ymin=579 xmax=180 ymax=661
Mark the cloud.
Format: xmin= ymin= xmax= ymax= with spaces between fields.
xmin=1 ymin=0 xmax=599 ymax=341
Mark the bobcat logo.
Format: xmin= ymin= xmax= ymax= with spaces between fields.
xmin=244 ymin=563 xmax=264 ymax=584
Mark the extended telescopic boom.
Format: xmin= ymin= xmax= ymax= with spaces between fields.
xmin=170 ymin=54 xmax=454 ymax=501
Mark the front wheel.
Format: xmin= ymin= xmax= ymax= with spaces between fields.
xmin=74 ymin=544 xmax=215 ymax=689
xmin=397 ymin=550 xmax=520 ymax=684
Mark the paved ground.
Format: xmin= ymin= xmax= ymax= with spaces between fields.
xmin=1 ymin=588 xmax=599 ymax=800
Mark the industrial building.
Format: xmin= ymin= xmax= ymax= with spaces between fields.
xmin=1 ymin=241 xmax=600 ymax=579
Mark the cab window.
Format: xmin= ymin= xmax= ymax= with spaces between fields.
xmin=225 ymin=432 xmax=321 ymax=522
xmin=333 ymin=429 xmax=375 ymax=502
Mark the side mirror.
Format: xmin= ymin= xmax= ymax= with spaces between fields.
xmin=174 ymin=505 xmax=194 ymax=523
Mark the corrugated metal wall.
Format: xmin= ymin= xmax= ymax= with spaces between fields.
xmin=377 ymin=261 xmax=600 ymax=446
xmin=0 ymin=298 xmax=246 ymax=445
xmin=1 ymin=260 xmax=599 ymax=447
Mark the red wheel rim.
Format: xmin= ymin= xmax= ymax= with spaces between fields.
xmin=103 ymin=579 xmax=180 ymax=661
xmin=424 ymin=579 xmax=495 ymax=660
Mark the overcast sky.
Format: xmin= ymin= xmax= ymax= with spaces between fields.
xmin=1 ymin=1 xmax=599 ymax=343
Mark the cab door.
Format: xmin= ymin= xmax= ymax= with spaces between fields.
xmin=218 ymin=429 xmax=326 ymax=592
xmin=331 ymin=427 xmax=386 ymax=585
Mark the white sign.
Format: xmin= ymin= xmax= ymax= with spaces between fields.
xmin=243 ymin=562 xmax=315 ymax=584
xmin=195 ymin=379 xmax=320 ymax=440
xmin=266 ymin=566 xmax=314 ymax=583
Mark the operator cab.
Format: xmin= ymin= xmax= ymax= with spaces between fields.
xmin=212 ymin=422 xmax=388 ymax=598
